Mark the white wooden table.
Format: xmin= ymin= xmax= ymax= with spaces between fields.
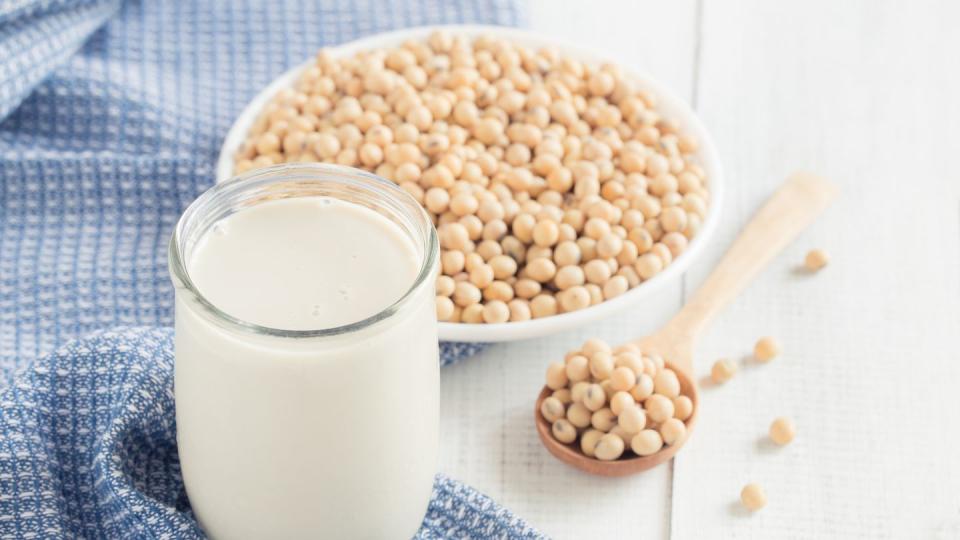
xmin=439 ymin=1 xmax=960 ymax=537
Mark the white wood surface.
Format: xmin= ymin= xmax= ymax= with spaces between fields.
xmin=439 ymin=1 xmax=960 ymax=538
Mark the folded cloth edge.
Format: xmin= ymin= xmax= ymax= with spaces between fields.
xmin=0 ymin=0 xmax=121 ymax=121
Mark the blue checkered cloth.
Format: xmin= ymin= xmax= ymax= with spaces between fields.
xmin=0 ymin=0 xmax=542 ymax=537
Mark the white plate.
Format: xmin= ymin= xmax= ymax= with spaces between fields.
xmin=216 ymin=24 xmax=724 ymax=343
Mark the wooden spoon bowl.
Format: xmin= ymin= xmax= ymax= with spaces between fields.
xmin=534 ymin=172 xmax=838 ymax=476
xmin=535 ymin=360 xmax=699 ymax=476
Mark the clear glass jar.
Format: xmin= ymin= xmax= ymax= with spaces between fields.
xmin=169 ymin=164 xmax=439 ymax=539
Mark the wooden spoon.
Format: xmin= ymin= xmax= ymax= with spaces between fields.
xmin=535 ymin=172 xmax=838 ymax=476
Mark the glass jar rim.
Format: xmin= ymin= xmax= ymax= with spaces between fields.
xmin=168 ymin=163 xmax=439 ymax=339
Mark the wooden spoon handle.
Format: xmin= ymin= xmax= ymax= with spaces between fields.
xmin=666 ymin=171 xmax=839 ymax=340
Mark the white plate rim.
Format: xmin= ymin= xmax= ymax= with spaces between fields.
xmin=215 ymin=24 xmax=725 ymax=343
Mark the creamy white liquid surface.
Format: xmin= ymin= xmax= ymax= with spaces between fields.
xmin=175 ymin=195 xmax=438 ymax=539
xmin=188 ymin=197 xmax=419 ymax=329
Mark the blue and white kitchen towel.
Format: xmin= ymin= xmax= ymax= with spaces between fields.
xmin=0 ymin=0 xmax=544 ymax=537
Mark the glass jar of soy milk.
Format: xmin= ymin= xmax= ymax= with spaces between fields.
xmin=169 ymin=164 xmax=439 ymax=539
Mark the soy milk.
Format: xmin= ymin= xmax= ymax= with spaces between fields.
xmin=187 ymin=197 xmax=418 ymax=330
xmin=173 ymin=193 xmax=438 ymax=539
